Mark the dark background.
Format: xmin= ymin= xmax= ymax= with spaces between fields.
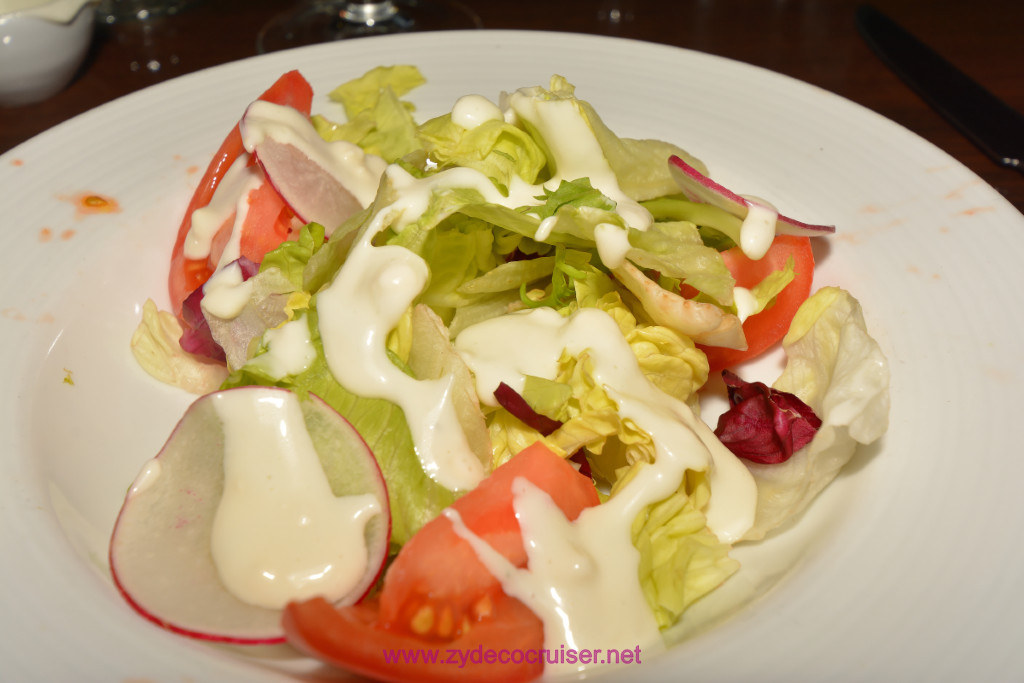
xmin=3 ymin=0 xmax=1022 ymax=212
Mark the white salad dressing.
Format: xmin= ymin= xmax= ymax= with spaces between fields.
xmin=445 ymin=479 xmax=664 ymax=675
xmin=738 ymin=198 xmax=779 ymax=260
xmin=455 ymin=306 xmax=756 ymax=539
xmin=209 ymin=388 xmax=381 ymax=610
xmin=535 ymin=216 xmax=558 ymax=242
xmin=316 ymin=208 xmax=486 ymax=492
xmin=733 ymin=286 xmax=759 ymax=323
xmin=246 ymin=314 xmax=317 ymax=380
xmin=593 ymin=222 xmax=632 ymax=269
xmin=507 ymin=87 xmax=652 ymax=232
xmin=451 ymin=94 xmax=503 ymax=130
xmin=184 ymin=156 xmax=262 ymax=264
xmin=128 ymin=458 xmax=162 ymax=497
xmin=200 ymin=260 xmax=254 ymax=319
xmin=449 ymin=306 xmax=757 ymax=670
xmin=315 ymin=151 xmax=657 ymax=492
xmin=239 ymin=100 xmax=387 ymax=208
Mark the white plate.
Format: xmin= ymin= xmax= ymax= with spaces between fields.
xmin=2 ymin=30 xmax=1023 ymax=682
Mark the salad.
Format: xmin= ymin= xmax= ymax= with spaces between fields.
xmin=115 ymin=65 xmax=890 ymax=681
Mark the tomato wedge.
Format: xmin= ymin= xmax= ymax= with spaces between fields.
xmin=700 ymin=234 xmax=815 ymax=373
xmin=168 ymin=70 xmax=313 ymax=318
xmin=283 ymin=441 xmax=600 ymax=683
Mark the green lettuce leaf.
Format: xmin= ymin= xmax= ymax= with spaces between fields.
xmin=579 ymin=102 xmax=709 ymax=202
xmin=743 ymin=255 xmax=796 ymax=317
xmin=327 ymin=65 xmax=426 ymax=120
xmin=223 ymin=221 xmax=459 ymax=547
xmin=313 ymin=65 xmax=426 ymax=163
xmin=417 ymin=114 xmax=547 ymax=190
xmin=741 ymin=286 xmax=890 ymax=541
xmin=529 ymin=178 xmax=616 ymax=219
xmin=642 ymin=196 xmax=742 ymax=250
xmin=223 ymin=308 xmax=456 ymax=548
xmin=630 ymin=470 xmax=739 ymax=628
xmin=259 ymin=221 xmax=326 ymax=288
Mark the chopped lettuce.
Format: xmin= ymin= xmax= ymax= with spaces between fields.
xmin=509 ymin=75 xmax=705 ymax=204
xmin=630 ymin=470 xmax=739 ymax=628
xmin=744 ymin=255 xmax=796 ymax=317
xmin=328 ymin=65 xmax=426 ymax=120
xmin=529 ymin=178 xmax=617 ymax=219
xmin=486 ymin=289 xmax=708 ymax=476
xmin=130 ymin=299 xmax=228 ymax=394
xmin=224 ymin=307 xmax=457 ymax=549
xmin=204 ymin=266 xmax=296 ymax=371
xmin=313 ymin=65 xmax=426 ymax=163
xmin=221 ymin=223 xmax=460 ymax=547
xmin=418 ymin=113 xmax=547 ymax=190
xmin=580 ymin=103 xmax=710 ymax=202
xmin=260 ymin=221 xmax=326 ymax=288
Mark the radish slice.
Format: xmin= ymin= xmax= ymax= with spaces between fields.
xmin=667 ymin=155 xmax=835 ymax=237
xmin=239 ymin=100 xmax=387 ymax=234
xmin=108 ymin=387 xmax=390 ymax=644
xmin=251 ymin=137 xmax=363 ymax=234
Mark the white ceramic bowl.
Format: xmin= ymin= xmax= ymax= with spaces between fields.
xmin=0 ymin=0 xmax=95 ymax=107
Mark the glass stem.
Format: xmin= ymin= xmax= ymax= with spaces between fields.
xmin=339 ymin=1 xmax=399 ymax=25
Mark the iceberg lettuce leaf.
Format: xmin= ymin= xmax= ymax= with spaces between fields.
xmin=418 ymin=114 xmax=547 ymax=189
xmin=314 ymin=65 xmax=425 ymax=163
xmin=130 ymin=299 xmax=228 ymax=395
xmin=326 ymin=65 xmax=426 ymax=121
xmin=630 ymin=470 xmax=739 ymax=628
xmin=741 ymin=287 xmax=890 ymax=541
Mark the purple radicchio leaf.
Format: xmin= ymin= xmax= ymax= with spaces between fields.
xmin=177 ymin=257 xmax=260 ymax=363
xmin=493 ymin=381 xmax=592 ymax=479
xmin=713 ymin=369 xmax=822 ymax=464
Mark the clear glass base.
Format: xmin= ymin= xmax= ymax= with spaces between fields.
xmin=95 ymin=0 xmax=200 ymax=24
xmin=256 ymin=0 xmax=483 ymax=54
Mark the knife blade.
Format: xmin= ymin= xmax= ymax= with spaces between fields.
xmin=855 ymin=4 xmax=1024 ymax=172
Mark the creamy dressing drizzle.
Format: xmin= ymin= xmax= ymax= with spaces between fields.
xmin=315 ymin=152 xmax=651 ymax=492
xmin=593 ymin=222 xmax=631 ymax=269
xmin=739 ymin=198 xmax=779 ymax=260
xmin=316 ymin=204 xmax=486 ymax=491
xmin=451 ymin=94 xmax=503 ymax=130
xmin=445 ymin=479 xmax=665 ymax=675
xmin=733 ymin=286 xmax=759 ymax=323
xmin=184 ymin=157 xmax=262 ymax=263
xmin=239 ymin=100 xmax=386 ymax=208
xmin=247 ymin=314 xmax=317 ymax=380
xmin=535 ymin=216 xmax=558 ymax=242
xmin=449 ymin=306 xmax=758 ymax=669
xmin=507 ymin=88 xmax=651 ymax=232
xmin=128 ymin=458 xmax=161 ymax=496
xmin=209 ymin=388 xmax=380 ymax=610
xmin=200 ymin=260 xmax=254 ymax=319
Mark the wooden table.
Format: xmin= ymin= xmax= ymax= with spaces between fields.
xmin=3 ymin=0 xmax=1022 ymax=213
